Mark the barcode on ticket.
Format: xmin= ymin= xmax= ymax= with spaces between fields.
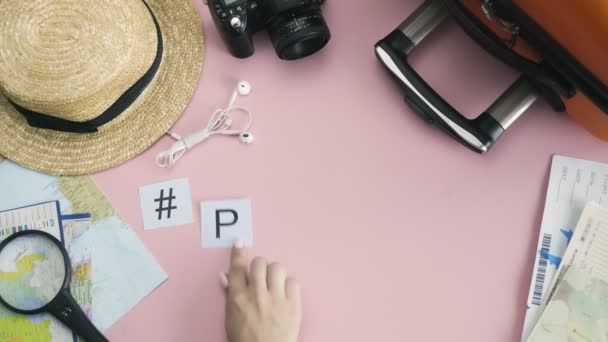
xmin=532 ymin=233 xmax=552 ymax=306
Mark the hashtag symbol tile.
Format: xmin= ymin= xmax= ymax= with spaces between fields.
xmin=154 ymin=188 xmax=177 ymax=220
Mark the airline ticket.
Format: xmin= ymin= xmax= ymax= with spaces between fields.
xmin=521 ymin=155 xmax=608 ymax=341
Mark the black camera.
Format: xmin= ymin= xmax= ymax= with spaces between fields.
xmin=207 ymin=0 xmax=331 ymax=60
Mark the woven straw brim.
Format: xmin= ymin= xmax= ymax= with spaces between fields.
xmin=0 ymin=0 xmax=204 ymax=175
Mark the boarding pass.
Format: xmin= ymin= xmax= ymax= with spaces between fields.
xmin=521 ymin=155 xmax=608 ymax=341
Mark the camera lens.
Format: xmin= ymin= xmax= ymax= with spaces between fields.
xmin=268 ymin=10 xmax=331 ymax=60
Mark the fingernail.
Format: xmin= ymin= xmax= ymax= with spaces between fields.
xmin=234 ymin=238 xmax=244 ymax=249
xmin=220 ymin=272 xmax=229 ymax=289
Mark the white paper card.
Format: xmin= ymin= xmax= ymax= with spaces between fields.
xmin=139 ymin=178 xmax=193 ymax=230
xmin=201 ymin=199 xmax=253 ymax=248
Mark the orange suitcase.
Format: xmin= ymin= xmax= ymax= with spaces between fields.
xmin=375 ymin=0 xmax=608 ymax=152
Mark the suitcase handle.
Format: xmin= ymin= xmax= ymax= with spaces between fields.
xmin=375 ymin=0 xmax=538 ymax=153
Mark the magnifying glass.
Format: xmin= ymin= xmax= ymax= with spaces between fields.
xmin=0 ymin=230 xmax=108 ymax=342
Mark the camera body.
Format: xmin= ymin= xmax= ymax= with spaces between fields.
xmin=207 ymin=0 xmax=330 ymax=60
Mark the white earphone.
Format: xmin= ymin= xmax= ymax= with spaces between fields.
xmin=226 ymin=80 xmax=252 ymax=107
xmin=156 ymin=81 xmax=255 ymax=168
xmin=239 ymin=131 xmax=254 ymax=144
xmin=237 ymin=80 xmax=252 ymax=96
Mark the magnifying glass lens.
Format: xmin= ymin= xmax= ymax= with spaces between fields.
xmin=0 ymin=234 xmax=67 ymax=311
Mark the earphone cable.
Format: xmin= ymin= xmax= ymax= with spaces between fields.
xmin=156 ymin=98 xmax=252 ymax=168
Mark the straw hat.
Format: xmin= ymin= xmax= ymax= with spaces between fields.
xmin=0 ymin=0 xmax=204 ymax=175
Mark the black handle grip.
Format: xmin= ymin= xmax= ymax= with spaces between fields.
xmin=374 ymin=0 xmax=538 ymax=153
xmin=376 ymin=32 xmax=503 ymax=153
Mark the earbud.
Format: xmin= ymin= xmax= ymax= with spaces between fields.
xmin=237 ymin=81 xmax=252 ymax=96
xmin=228 ymin=81 xmax=251 ymax=107
xmin=239 ymin=132 xmax=254 ymax=144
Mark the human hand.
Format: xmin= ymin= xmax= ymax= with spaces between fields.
xmin=220 ymin=240 xmax=302 ymax=342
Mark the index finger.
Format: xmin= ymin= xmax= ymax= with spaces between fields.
xmin=228 ymin=239 xmax=247 ymax=291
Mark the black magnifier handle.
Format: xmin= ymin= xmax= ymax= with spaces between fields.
xmin=47 ymin=289 xmax=109 ymax=342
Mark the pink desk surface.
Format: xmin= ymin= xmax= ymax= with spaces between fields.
xmin=96 ymin=0 xmax=608 ymax=341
